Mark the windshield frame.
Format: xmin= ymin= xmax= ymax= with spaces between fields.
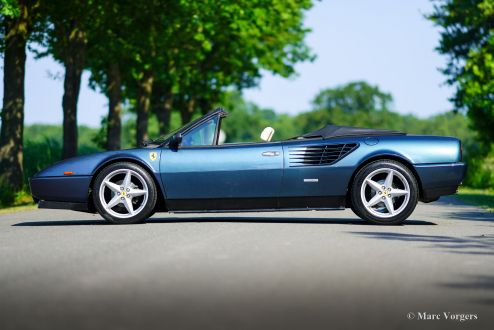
xmin=155 ymin=108 xmax=227 ymax=147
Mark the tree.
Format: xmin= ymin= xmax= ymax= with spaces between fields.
xmin=38 ymin=0 xmax=92 ymax=158
xmin=85 ymin=1 xmax=134 ymax=150
xmin=85 ymin=0 xmax=178 ymax=148
xmin=298 ymin=81 xmax=397 ymax=133
xmin=105 ymin=63 xmax=123 ymax=150
xmin=0 ymin=0 xmax=39 ymax=191
xmin=312 ymin=81 xmax=393 ymax=114
xmin=43 ymin=0 xmax=314 ymax=150
xmin=146 ymin=0 xmax=314 ymax=142
xmin=123 ymin=0 xmax=164 ymax=146
xmin=429 ymin=0 xmax=494 ymax=143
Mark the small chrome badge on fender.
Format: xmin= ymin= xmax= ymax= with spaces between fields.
xmin=149 ymin=152 xmax=157 ymax=161
xmin=304 ymin=178 xmax=319 ymax=183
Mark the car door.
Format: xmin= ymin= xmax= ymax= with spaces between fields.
xmin=160 ymin=117 xmax=283 ymax=211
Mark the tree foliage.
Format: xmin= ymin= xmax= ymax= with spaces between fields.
xmin=312 ymin=81 xmax=393 ymax=114
xmin=429 ymin=0 xmax=494 ymax=143
xmin=83 ymin=0 xmax=314 ymax=146
xmin=0 ymin=0 xmax=19 ymax=17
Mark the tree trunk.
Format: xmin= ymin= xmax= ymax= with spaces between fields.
xmin=136 ymin=71 xmax=154 ymax=146
xmin=180 ymin=97 xmax=195 ymax=124
xmin=61 ymin=28 xmax=86 ymax=159
xmin=156 ymin=93 xmax=173 ymax=136
xmin=106 ymin=63 xmax=122 ymax=150
xmin=0 ymin=8 xmax=30 ymax=191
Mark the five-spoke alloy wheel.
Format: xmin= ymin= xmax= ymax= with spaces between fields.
xmin=351 ymin=160 xmax=418 ymax=225
xmin=93 ymin=162 xmax=157 ymax=224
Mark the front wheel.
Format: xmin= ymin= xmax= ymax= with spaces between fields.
xmin=351 ymin=160 xmax=418 ymax=225
xmin=93 ymin=162 xmax=157 ymax=224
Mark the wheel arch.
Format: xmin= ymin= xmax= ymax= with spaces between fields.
xmin=345 ymin=154 xmax=423 ymax=207
xmin=89 ymin=157 xmax=167 ymax=212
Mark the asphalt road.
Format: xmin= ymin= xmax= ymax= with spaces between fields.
xmin=0 ymin=198 xmax=493 ymax=330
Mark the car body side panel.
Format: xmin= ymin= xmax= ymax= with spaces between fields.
xmin=279 ymin=135 xmax=463 ymax=198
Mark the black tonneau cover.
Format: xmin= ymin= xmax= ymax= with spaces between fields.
xmin=302 ymin=125 xmax=405 ymax=139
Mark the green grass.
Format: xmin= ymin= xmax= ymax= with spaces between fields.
xmin=454 ymin=187 xmax=494 ymax=212
xmin=0 ymin=189 xmax=35 ymax=214
xmin=0 ymin=204 xmax=36 ymax=215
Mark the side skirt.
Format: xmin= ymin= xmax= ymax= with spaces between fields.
xmin=171 ymin=207 xmax=345 ymax=214
xmin=166 ymin=196 xmax=346 ymax=213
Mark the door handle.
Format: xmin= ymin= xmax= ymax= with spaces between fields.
xmin=262 ymin=151 xmax=280 ymax=157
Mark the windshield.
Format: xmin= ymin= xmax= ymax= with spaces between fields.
xmin=181 ymin=117 xmax=218 ymax=147
xmin=146 ymin=111 xmax=223 ymax=146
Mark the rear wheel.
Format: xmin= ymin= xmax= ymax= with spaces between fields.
xmin=351 ymin=160 xmax=418 ymax=225
xmin=93 ymin=162 xmax=157 ymax=224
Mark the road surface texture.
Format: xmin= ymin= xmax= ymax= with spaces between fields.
xmin=0 ymin=197 xmax=493 ymax=330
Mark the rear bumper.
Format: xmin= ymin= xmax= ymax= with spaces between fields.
xmin=414 ymin=162 xmax=466 ymax=201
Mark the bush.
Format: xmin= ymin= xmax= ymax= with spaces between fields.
xmin=463 ymin=144 xmax=494 ymax=189
xmin=23 ymin=138 xmax=62 ymax=183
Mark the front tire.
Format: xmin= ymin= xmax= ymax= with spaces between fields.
xmin=93 ymin=162 xmax=157 ymax=224
xmin=351 ymin=160 xmax=418 ymax=225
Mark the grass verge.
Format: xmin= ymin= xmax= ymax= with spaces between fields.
xmin=454 ymin=187 xmax=494 ymax=212
xmin=0 ymin=189 xmax=36 ymax=214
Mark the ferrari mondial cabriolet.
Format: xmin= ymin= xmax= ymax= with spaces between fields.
xmin=30 ymin=108 xmax=465 ymax=225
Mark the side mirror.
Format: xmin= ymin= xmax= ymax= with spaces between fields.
xmin=169 ymin=133 xmax=182 ymax=150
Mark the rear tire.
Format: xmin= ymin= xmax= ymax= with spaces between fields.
xmin=351 ymin=160 xmax=418 ymax=225
xmin=93 ymin=162 xmax=157 ymax=224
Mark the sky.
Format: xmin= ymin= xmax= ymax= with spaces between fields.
xmin=0 ymin=0 xmax=453 ymax=127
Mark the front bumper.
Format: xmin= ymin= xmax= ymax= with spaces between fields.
xmin=414 ymin=162 xmax=466 ymax=201
xmin=38 ymin=200 xmax=91 ymax=212
xmin=30 ymin=175 xmax=92 ymax=210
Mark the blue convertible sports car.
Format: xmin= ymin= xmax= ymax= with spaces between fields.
xmin=30 ymin=108 xmax=466 ymax=225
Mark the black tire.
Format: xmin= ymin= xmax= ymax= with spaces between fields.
xmin=350 ymin=160 xmax=418 ymax=225
xmin=93 ymin=162 xmax=157 ymax=224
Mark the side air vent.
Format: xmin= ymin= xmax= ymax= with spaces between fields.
xmin=289 ymin=143 xmax=358 ymax=167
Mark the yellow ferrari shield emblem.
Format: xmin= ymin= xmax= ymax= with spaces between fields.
xmin=149 ymin=152 xmax=157 ymax=161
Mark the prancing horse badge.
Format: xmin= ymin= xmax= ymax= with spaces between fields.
xmin=149 ymin=152 xmax=157 ymax=161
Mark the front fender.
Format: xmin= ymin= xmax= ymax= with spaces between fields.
xmin=31 ymin=148 xmax=164 ymax=205
xmin=33 ymin=149 xmax=162 ymax=178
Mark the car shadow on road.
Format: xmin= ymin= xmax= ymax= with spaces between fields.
xmin=444 ymin=210 xmax=494 ymax=223
xmin=12 ymin=217 xmax=436 ymax=227
xmin=351 ymin=231 xmax=494 ymax=256
xmin=435 ymin=197 xmax=494 ymax=223
xmin=149 ymin=217 xmax=436 ymax=226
